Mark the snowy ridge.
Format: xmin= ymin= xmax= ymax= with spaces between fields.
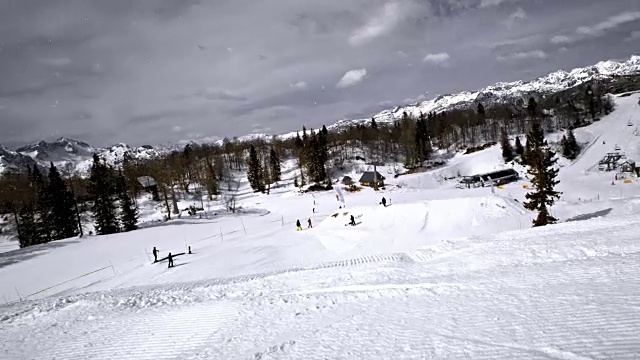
xmin=370 ymin=54 xmax=640 ymax=123
xmin=218 ymin=55 xmax=640 ymax=143
xmin=7 ymin=138 xmax=167 ymax=174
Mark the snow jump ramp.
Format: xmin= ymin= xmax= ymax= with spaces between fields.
xmin=314 ymin=196 xmax=527 ymax=255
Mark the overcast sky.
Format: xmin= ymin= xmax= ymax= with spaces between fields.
xmin=0 ymin=0 xmax=639 ymax=148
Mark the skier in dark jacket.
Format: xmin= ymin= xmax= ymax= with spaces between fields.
xmin=349 ymin=215 xmax=356 ymax=226
xmin=167 ymin=253 xmax=174 ymax=268
xmin=152 ymin=247 xmax=158 ymax=263
xmin=307 ymin=218 xmax=313 ymax=228
xmin=296 ymin=219 xmax=302 ymax=231
xmin=381 ymin=197 xmax=387 ymax=207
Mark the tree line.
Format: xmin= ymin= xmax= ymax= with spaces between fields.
xmin=0 ymin=78 xmax=626 ymax=244
xmin=0 ymin=155 xmax=139 ymax=248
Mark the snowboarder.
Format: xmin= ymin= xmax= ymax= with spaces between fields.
xmin=381 ymin=197 xmax=387 ymax=207
xmin=296 ymin=219 xmax=302 ymax=231
xmin=152 ymin=247 xmax=158 ymax=263
xmin=307 ymin=218 xmax=313 ymax=228
xmin=349 ymin=215 xmax=356 ymax=226
xmin=167 ymin=252 xmax=174 ymax=268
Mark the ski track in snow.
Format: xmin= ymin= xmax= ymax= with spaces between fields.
xmin=3 ymin=214 xmax=640 ymax=359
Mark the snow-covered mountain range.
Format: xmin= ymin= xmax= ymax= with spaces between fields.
xmin=1 ymin=55 xmax=639 ymax=175
xmin=0 ymin=138 xmax=165 ymax=175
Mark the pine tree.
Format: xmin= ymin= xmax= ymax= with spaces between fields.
xmin=247 ymin=145 xmax=265 ymax=192
xmin=515 ymin=136 xmax=524 ymax=157
xmin=88 ymin=154 xmax=119 ymax=235
xmin=523 ymin=120 xmax=561 ymax=227
xmin=477 ymin=103 xmax=486 ymax=117
xmin=500 ymin=127 xmax=514 ymax=162
xmin=31 ymin=166 xmax=52 ymax=244
xmin=204 ymin=158 xmax=219 ymax=198
xmin=566 ymin=129 xmax=580 ymax=160
xmin=414 ymin=113 xmax=432 ymax=163
xmin=526 ymin=97 xmax=538 ymax=119
xmin=17 ymin=204 xmax=38 ymax=248
xmin=523 ymin=110 xmax=544 ymax=166
xmin=47 ymin=162 xmax=79 ymax=240
xmin=269 ymin=147 xmax=282 ymax=182
xmin=586 ymin=85 xmax=597 ymax=120
xmin=116 ymin=171 xmax=138 ymax=232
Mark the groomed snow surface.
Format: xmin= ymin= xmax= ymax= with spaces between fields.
xmin=2 ymin=93 xmax=640 ymax=359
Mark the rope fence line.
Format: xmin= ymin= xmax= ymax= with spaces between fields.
xmin=5 ymin=208 xmax=345 ymax=305
xmin=6 ymin=263 xmax=116 ymax=304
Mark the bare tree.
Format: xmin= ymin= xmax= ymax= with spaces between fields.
xmin=224 ymin=177 xmax=240 ymax=213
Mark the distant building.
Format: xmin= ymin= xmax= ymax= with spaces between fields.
xmin=480 ymin=168 xmax=519 ymax=186
xmin=458 ymin=168 xmax=519 ymax=188
xmin=341 ymin=176 xmax=355 ymax=186
xmin=620 ymin=159 xmax=636 ymax=173
xmin=359 ymin=171 xmax=385 ymax=188
xmin=137 ymin=176 xmax=160 ymax=200
xmin=598 ymin=152 xmax=624 ymax=171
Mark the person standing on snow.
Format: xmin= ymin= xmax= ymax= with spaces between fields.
xmin=167 ymin=253 xmax=174 ymax=268
xmin=296 ymin=219 xmax=302 ymax=231
xmin=308 ymin=218 xmax=313 ymax=228
xmin=152 ymin=246 xmax=158 ymax=263
xmin=381 ymin=197 xmax=387 ymax=207
xmin=349 ymin=214 xmax=356 ymax=226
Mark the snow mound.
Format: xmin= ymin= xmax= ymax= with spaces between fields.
xmin=315 ymin=196 xmax=527 ymax=255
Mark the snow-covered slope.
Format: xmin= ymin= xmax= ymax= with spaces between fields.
xmin=3 ymin=93 xmax=640 ymax=358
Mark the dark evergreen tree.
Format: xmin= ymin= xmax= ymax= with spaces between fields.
xmin=586 ymin=85 xmax=597 ymax=120
xmin=477 ymin=103 xmax=485 ymax=117
xmin=47 ymin=162 xmax=79 ymax=240
xmin=17 ymin=204 xmax=37 ymax=248
xmin=247 ymin=145 xmax=265 ymax=192
xmin=500 ymin=127 xmax=514 ymax=162
xmin=414 ymin=113 xmax=432 ymax=163
xmin=269 ymin=147 xmax=282 ymax=182
xmin=31 ymin=166 xmax=52 ymax=244
xmin=515 ymin=136 xmax=524 ymax=156
xmin=116 ymin=171 xmax=138 ymax=232
xmin=562 ymin=129 xmax=580 ymax=160
xmin=88 ymin=154 xmax=119 ymax=235
xmin=523 ymin=108 xmax=544 ymax=166
xmin=526 ymin=97 xmax=538 ymax=119
xmin=523 ymin=120 xmax=561 ymax=227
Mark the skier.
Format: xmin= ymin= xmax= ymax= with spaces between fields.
xmin=296 ymin=219 xmax=302 ymax=231
xmin=336 ymin=194 xmax=339 ymax=201
xmin=381 ymin=197 xmax=387 ymax=207
xmin=167 ymin=252 xmax=174 ymax=268
xmin=307 ymin=218 xmax=313 ymax=228
xmin=349 ymin=214 xmax=356 ymax=226
xmin=152 ymin=246 xmax=158 ymax=263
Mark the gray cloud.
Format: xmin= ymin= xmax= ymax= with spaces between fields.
xmin=423 ymin=52 xmax=451 ymax=65
xmin=336 ymin=68 xmax=368 ymax=88
xmin=497 ymin=50 xmax=547 ymax=61
xmin=550 ymin=10 xmax=640 ymax=44
xmin=0 ymin=0 xmax=638 ymax=148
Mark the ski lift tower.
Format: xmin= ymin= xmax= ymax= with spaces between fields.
xmin=366 ymin=161 xmax=385 ymax=190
